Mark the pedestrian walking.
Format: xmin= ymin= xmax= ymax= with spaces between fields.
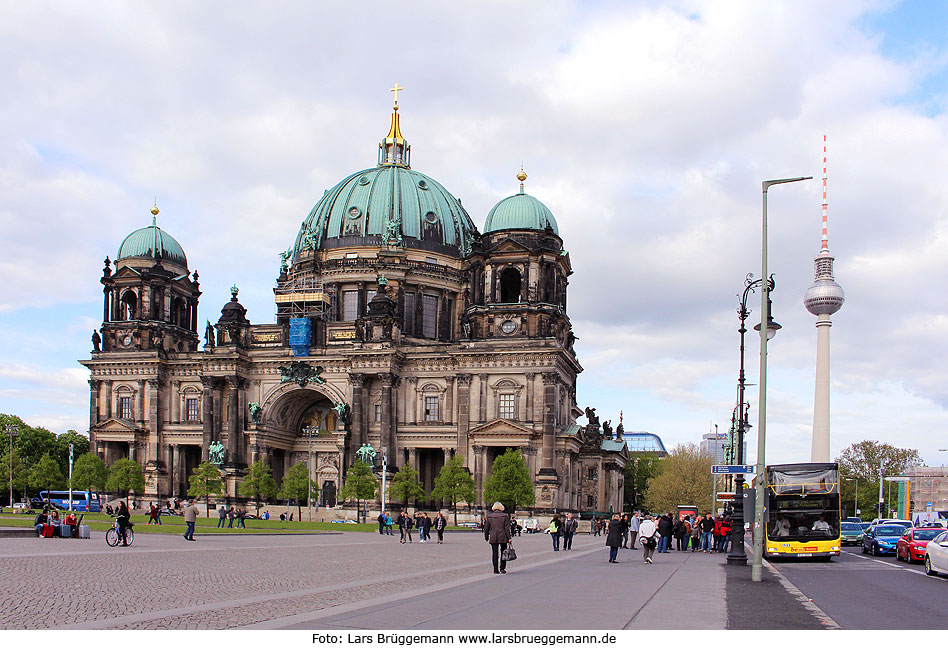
xmin=385 ymin=513 xmax=394 ymax=535
xmin=621 ymin=513 xmax=630 ymax=548
xmin=701 ymin=512 xmax=715 ymax=551
xmin=591 ymin=517 xmax=599 ymax=536
xmin=606 ymin=513 xmax=627 ymax=563
xmin=639 ymin=515 xmax=659 ymax=564
xmin=657 ymin=513 xmax=673 ymax=553
xmin=377 ymin=512 xmax=387 ymax=535
xmin=546 ymin=515 xmax=562 ymax=551
xmin=691 ymin=516 xmax=702 ymax=551
xmin=227 ymin=506 xmax=235 ymax=528
xmin=562 ymin=512 xmax=578 ymax=550
xmin=237 ymin=509 xmax=247 ymax=528
xmin=183 ymin=500 xmax=199 ymax=541
xmin=628 ymin=512 xmax=640 ymax=549
xmin=217 ymin=504 xmax=227 ymax=528
xmin=484 ymin=502 xmax=512 ymax=574
xmin=433 ymin=512 xmax=447 ymax=543
xmin=147 ymin=502 xmax=157 ymax=525
xmin=398 ymin=511 xmax=413 ymax=543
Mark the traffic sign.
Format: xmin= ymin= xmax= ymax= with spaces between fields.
xmin=711 ymin=464 xmax=755 ymax=475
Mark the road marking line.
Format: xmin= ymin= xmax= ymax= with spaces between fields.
xmin=840 ymin=550 xmax=948 ymax=581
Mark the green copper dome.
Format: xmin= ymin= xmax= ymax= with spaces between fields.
xmin=484 ymin=191 xmax=558 ymax=235
xmin=292 ymin=164 xmax=478 ymax=260
xmin=117 ymin=224 xmax=188 ymax=267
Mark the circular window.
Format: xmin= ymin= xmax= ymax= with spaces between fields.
xmin=348 ymin=207 xmax=362 ymax=219
xmin=424 ymin=211 xmax=438 ymax=224
xmin=500 ymin=320 xmax=517 ymax=335
xmin=417 ymin=179 xmax=428 ymax=190
xmin=358 ymin=176 xmax=370 ymax=186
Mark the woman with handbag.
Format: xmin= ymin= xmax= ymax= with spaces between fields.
xmin=484 ymin=502 xmax=513 ymax=574
xmin=639 ymin=515 xmax=659 ymax=564
xmin=545 ymin=515 xmax=562 ymax=551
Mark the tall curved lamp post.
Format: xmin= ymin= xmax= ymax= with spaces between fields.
xmin=751 ymin=176 xmax=811 ymax=582
xmin=727 ymin=273 xmax=777 ymax=566
xmin=301 ymin=424 xmax=319 ymax=522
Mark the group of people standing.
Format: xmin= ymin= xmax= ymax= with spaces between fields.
xmin=542 ymin=513 xmax=580 ymax=551
xmin=216 ymin=505 xmax=249 ymax=528
xmin=380 ymin=511 xmax=448 ymax=544
xmin=592 ymin=511 xmax=736 ymax=564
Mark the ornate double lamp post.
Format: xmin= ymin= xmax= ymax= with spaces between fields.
xmin=727 ymin=273 xmax=780 ymax=566
xmin=301 ymin=424 xmax=319 ymax=522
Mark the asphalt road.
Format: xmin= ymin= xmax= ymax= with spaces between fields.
xmin=769 ymin=545 xmax=948 ymax=629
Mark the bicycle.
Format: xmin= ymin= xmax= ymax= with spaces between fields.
xmin=105 ymin=517 xmax=134 ymax=547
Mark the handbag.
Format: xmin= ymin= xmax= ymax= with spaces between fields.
xmin=501 ymin=545 xmax=518 ymax=561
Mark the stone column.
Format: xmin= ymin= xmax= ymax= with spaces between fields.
xmin=525 ymin=373 xmax=535 ymax=422
xmin=407 ymin=447 xmax=417 ymax=473
xmin=136 ymin=379 xmax=145 ymax=423
xmin=200 ymin=376 xmax=215 ymax=459
xmin=226 ymin=376 xmax=241 ymax=465
xmin=170 ymin=444 xmax=179 ymax=498
xmin=379 ymin=372 xmax=395 ymax=464
xmin=555 ymin=450 xmax=569 ymax=509
xmin=523 ymin=445 xmax=538 ymax=479
xmin=539 ymin=373 xmax=557 ymax=477
xmin=407 ymin=377 xmax=418 ymax=424
xmin=444 ymin=376 xmax=455 ymax=425
xmin=478 ymin=374 xmax=488 ymax=423
xmin=349 ymin=373 xmax=366 ymax=462
xmin=88 ymin=379 xmax=101 ymax=436
xmin=473 ymin=445 xmax=486 ymax=502
xmin=171 ymin=380 xmax=180 ymax=424
xmin=146 ymin=378 xmax=160 ymax=463
xmin=105 ymin=380 xmax=113 ymax=419
xmin=456 ymin=374 xmax=472 ymax=461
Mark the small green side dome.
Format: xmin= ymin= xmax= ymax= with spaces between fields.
xmin=117 ymin=224 xmax=188 ymax=267
xmin=484 ymin=192 xmax=558 ymax=235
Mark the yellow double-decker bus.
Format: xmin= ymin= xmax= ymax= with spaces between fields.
xmin=764 ymin=462 xmax=841 ymax=558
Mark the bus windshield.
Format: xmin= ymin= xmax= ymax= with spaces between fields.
xmin=768 ymin=496 xmax=839 ymax=540
xmin=769 ymin=468 xmax=838 ymax=495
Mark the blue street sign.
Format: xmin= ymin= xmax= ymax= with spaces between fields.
xmin=711 ymin=464 xmax=755 ymax=475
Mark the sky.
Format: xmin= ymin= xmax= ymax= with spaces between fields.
xmin=1 ymin=0 xmax=947 ymax=469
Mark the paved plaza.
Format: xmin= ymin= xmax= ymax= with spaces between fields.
xmin=0 ymin=528 xmax=833 ymax=630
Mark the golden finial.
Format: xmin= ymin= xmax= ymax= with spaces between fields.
xmin=150 ymin=202 xmax=159 ymax=226
xmin=150 ymin=205 xmax=159 ymax=216
xmin=517 ymin=166 xmax=527 ymax=193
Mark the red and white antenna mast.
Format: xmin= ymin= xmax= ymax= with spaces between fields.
xmin=821 ymin=135 xmax=829 ymax=253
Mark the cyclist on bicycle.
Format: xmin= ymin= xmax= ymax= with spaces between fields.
xmin=116 ymin=501 xmax=132 ymax=546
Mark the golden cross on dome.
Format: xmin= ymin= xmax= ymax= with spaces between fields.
xmin=390 ymin=82 xmax=404 ymax=108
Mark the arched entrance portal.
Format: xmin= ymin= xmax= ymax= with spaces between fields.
xmin=321 ymin=481 xmax=336 ymax=507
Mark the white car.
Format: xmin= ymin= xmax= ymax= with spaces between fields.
xmin=924 ymin=530 xmax=948 ymax=576
xmin=12 ymin=502 xmax=28 ymax=510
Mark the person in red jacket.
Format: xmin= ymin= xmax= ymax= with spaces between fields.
xmin=719 ymin=516 xmax=732 ymax=553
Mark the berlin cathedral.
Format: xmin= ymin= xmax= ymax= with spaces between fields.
xmin=80 ymin=90 xmax=628 ymax=514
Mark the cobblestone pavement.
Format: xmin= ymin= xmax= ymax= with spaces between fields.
xmin=0 ymin=530 xmax=596 ymax=630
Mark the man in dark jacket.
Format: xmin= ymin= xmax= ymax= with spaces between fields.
xmin=562 ymin=512 xmax=579 ymax=550
xmin=605 ymin=514 xmax=627 ymax=563
xmin=657 ymin=513 xmax=674 ymax=553
xmin=377 ymin=512 xmax=387 ymax=535
xmin=484 ymin=502 xmax=512 ymax=574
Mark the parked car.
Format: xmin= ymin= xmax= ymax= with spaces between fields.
xmin=896 ymin=527 xmax=943 ymax=563
xmin=924 ymin=530 xmax=948 ymax=576
xmin=862 ymin=523 xmax=909 ymax=556
xmin=840 ymin=521 xmax=864 ymax=546
xmin=456 ymin=521 xmax=481 ymax=529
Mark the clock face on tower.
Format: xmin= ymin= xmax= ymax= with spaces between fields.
xmin=121 ymin=333 xmax=134 ymax=347
xmin=500 ymin=319 xmax=517 ymax=335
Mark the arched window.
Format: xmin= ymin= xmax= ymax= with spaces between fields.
xmin=499 ymin=268 xmax=522 ymax=303
xmin=120 ymin=290 xmax=137 ymax=320
xmin=171 ymin=297 xmax=186 ymax=327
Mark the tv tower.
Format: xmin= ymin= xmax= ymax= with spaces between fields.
xmin=804 ymin=136 xmax=845 ymax=462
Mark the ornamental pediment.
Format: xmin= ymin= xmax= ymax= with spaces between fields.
xmin=93 ymin=417 xmax=146 ymax=434
xmin=488 ymin=238 xmax=532 ymax=255
xmin=468 ymin=418 xmax=536 ymax=437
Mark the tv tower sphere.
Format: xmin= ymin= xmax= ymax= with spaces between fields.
xmin=804 ymin=259 xmax=845 ymax=316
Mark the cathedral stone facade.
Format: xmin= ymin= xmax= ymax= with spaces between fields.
xmin=80 ymin=98 xmax=627 ymax=514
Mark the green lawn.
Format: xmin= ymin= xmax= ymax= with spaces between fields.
xmin=0 ymin=512 xmax=476 ymax=534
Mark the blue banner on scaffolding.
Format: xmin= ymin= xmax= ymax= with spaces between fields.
xmin=289 ymin=318 xmax=311 ymax=356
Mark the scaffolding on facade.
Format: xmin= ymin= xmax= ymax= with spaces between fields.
xmin=274 ymin=271 xmax=335 ymax=321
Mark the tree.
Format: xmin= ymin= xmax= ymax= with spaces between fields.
xmin=388 ymin=465 xmax=427 ymax=507
xmin=54 ymin=431 xmax=90 ymax=477
xmin=28 ymin=453 xmax=67 ymax=497
xmin=0 ymin=449 xmax=30 ymax=503
xmin=1 ymin=414 xmax=56 ymax=469
xmin=625 ymin=452 xmax=662 ymax=510
xmin=277 ymin=461 xmax=318 ymax=521
xmin=71 ymin=453 xmax=108 ymax=492
xmin=430 ymin=455 xmax=475 ymax=525
xmin=105 ymin=459 xmax=145 ymax=498
xmin=338 ymin=460 xmax=378 ymax=523
xmin=239 ymin=460 xmax=278 ymax=516
xmin=644 ymin=443 xmax=714 ymax=515
xmin=187 ymin=462 xmax=224 ymax=516
xmin=836 ymin=440 xmax=925 ymax=519
xmin=483 ymin=448 xmax=534 ymax=514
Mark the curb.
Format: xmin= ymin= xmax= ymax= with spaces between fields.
xmin=762 ymin=558 xmax=842 ymax=630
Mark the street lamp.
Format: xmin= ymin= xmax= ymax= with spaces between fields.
xmin=301 ymin=424 xmax=318 ymax=522
xmin=7 ymin=424 xmax=17 ymax=508
xmin=751 ymin=175 xmax=811 ymax=583
xmin=843 ymin=476 xmax=859 ymax=518
xmin=727 ymin=273 xmax=776 ymax=566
